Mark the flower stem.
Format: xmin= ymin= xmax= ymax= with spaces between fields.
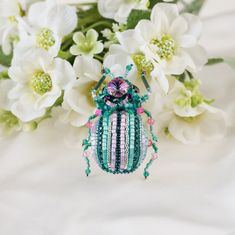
xmin=94 ymin=54 xmax=104 ymax=61
xmin=58 ymin=50 xmax=72 ymax=60
xmin=82 ymin=21 xmax=112 ymax=33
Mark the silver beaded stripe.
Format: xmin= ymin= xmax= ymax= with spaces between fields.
xmin=124 ymin=112 xmax=129 ymax=171
xmin=110 ymin=112 xmax=117 ymax=171
xmin=126 ymin=111 xmax=135 ymax=171
xmin=108 ymin=112 xmax=115 ymax=169
xmin=120 ymin=111 xmax=127 ymax=171
xmin=107 ymin=115 xmax=112 ymax=169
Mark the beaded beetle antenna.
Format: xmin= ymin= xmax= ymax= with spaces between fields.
xmin=82 ymin=64 xmax=158 ymax=179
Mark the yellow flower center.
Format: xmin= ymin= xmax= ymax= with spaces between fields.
xmin=36 ymin=28 xmax=55 ymax=51
xmin=7 ymin=16 xmax=17 ymax=23
xmin=0 ymin=111 xmax=19 ymax=130
xmin=151 ymin=34 xmax=176 ymax=60
xmin=132 ymin=53 xmax=154 ymax=75
xmin=31 ymin=71 xmax=53 ymax=95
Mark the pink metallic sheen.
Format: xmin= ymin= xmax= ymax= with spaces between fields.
xmin=151 ymin=153 xmax=158 ymax=160
xmin=83 ymin=151 xmax=89 ymax=157
xmin=147 ymin=118 xmax=155 ymax=125
xmin=95 ymin=109 xmax=102 ymax=116
xmin=148 ymin=139 xmax=153 ymax=147
xmin=85 ymin=121 xmax=94 ymax=128
xmin=137 ymin=107 xmax=144 ymax=114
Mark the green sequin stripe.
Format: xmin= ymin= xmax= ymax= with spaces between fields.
xmin=92 ymin=120 xmax=100 ymax=165
xmin=102 ymin=112 xmax=109 ymax=169
xmin=127 ymin=111 xmax=135 ymax=171
xmin=97 ymin=116 xmax=105 ymax=170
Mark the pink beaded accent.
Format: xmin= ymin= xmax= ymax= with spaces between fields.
xmin=83 ymin=151 xmax=89 ymax=158
xmin=151 ymin=153 xmax=158 ymax=160
xmin=147 ymin=118 xmax=155 ymax=125
xmin=85 ymin=121 xmax=94 ymax=128
xmin=148 ymin=139 xmax=153 ymax=147
xmin=95 ymin=109 xmax=102 ymax=116
xmin=137 ymin=107 xmax=144 ymax=114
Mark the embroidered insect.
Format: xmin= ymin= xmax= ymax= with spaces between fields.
xmin=82 ymin=64 xmax=158 ymax=179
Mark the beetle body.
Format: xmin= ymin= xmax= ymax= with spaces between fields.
xmin=91 ymin=110 xmax=148 ymax=174
xmin=82 ymin=65 xmax=158 ymax=178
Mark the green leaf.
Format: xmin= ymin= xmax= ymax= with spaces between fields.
xmin=206 ymin=57 xmax=235 ymax=71
xmin=0 ymin=70 xmax=9 ymax=80
xmin=181 ymin=0 xmax=205 ymax=14
xmin=149 ymin=0 xmax=178 ymax=9
xmin=127 ymin=9 xmax=151 ymax=29
xmin=0 ymin=47 xmax=12 ymax=67
xmin=206 ymin=58 xmax=224 ymax=66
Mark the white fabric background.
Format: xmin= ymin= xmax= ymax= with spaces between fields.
xmin=0 ymin=1 xmax=235 ymax=234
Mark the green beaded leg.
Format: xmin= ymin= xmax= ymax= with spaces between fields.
xmin=82 ymin=114 xmax=98 ymax=177
xmin=84 ymin=157 xmax=91 ymax=176
xmin=143 ymin=109 xmax=158 ymax=179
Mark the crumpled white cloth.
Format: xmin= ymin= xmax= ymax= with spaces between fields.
xmin=0 ymin=1 xmax=235 ymax=234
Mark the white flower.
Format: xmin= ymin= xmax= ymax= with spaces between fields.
xmin=12 ymin=0 xmax=77 ymax=60
xmin=101 ymin=23 xmax=126 ymax=48
xmin=61 ymin=55 xmax=102 ymax=127
xmin=0 ymin=77 xmax=22 ymax=135
xmin=114 ymin=3 xmax=208 ymax=92
xmin=0 ymin=0 xmax=38 ymax=55
xmin=158 ymin=79 xmax=227 ymax=144
xmin=70 ymin=29 xmax=104 ymax=56
xmin=105 ymin=42 xmax=169 ymax=94
xmin=8 ymin=50 xmax=76 ymax=122
xmin=98 ymin=0 xmax=149 ymax=23
xmin=61 ymin=54 xmax=163 ymax=128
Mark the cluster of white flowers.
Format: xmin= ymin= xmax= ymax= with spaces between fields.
xmin=0 ymin=0 xmax=228 ymax=144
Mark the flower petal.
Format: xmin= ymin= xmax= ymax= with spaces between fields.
xmin=182 ymin=13 xmax=202 ymax=39
xmin=151 ymin=3 xmax=179 ymax=32
xmin=168 ymin=114 xmax=201 ymax=144
xmin=0 ymin=80 xmax=15 ymax=110
xmin=135 ymin=20 xmax=158 ymax=42
xmin=64 ymin=79 xmax=96 ymax=114
xmin=183 ymin=45 xmax=208 ymax=72
xmin=116 ymin=30 xmax=143 ymax=54
xmin=73 ymin=55 xmax=102 ymax=81
xmin=72 ymin=32 xmax=85 ymax=44
xmin=50 ymin=58 xmax=76 ymax=89
xmin=151 ymin=62 xmax=169 ymax=94
xmin=169 ymin=16 xmax=188 ymax=37
xmin=11 ymin=93 xmax=45 ymax=122
xmin=162 ymin=54 xmax=187 ymax=75
xmin=34 ymin=86 xmax=61 ymax=109
xmin=45 ymin=3 xmax=77 ymax=36
xmin=86 ymin=29 xmax=98 ymax=42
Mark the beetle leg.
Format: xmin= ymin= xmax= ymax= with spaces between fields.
xmin=82 ymin=114 xmax=99 ymax=177
xmin=143 ymin=109 xmax=159 ymax=179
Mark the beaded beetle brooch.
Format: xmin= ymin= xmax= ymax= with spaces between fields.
xmin=82 ymin=64 xmax=158 ymax=179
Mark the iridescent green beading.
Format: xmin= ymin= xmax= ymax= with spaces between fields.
xmin=82 ymin=64 xmax=159 ymax=179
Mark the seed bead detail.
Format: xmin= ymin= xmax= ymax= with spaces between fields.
xmin=151 ymin=34 xmax=176 ymax=60
xmin=31 ymin=71 xmax=53 ymax=95
xmin=36 ymin=28 xmax=56 ymax=51
xmin=132 ymin=54 xmax=154 ymax=75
